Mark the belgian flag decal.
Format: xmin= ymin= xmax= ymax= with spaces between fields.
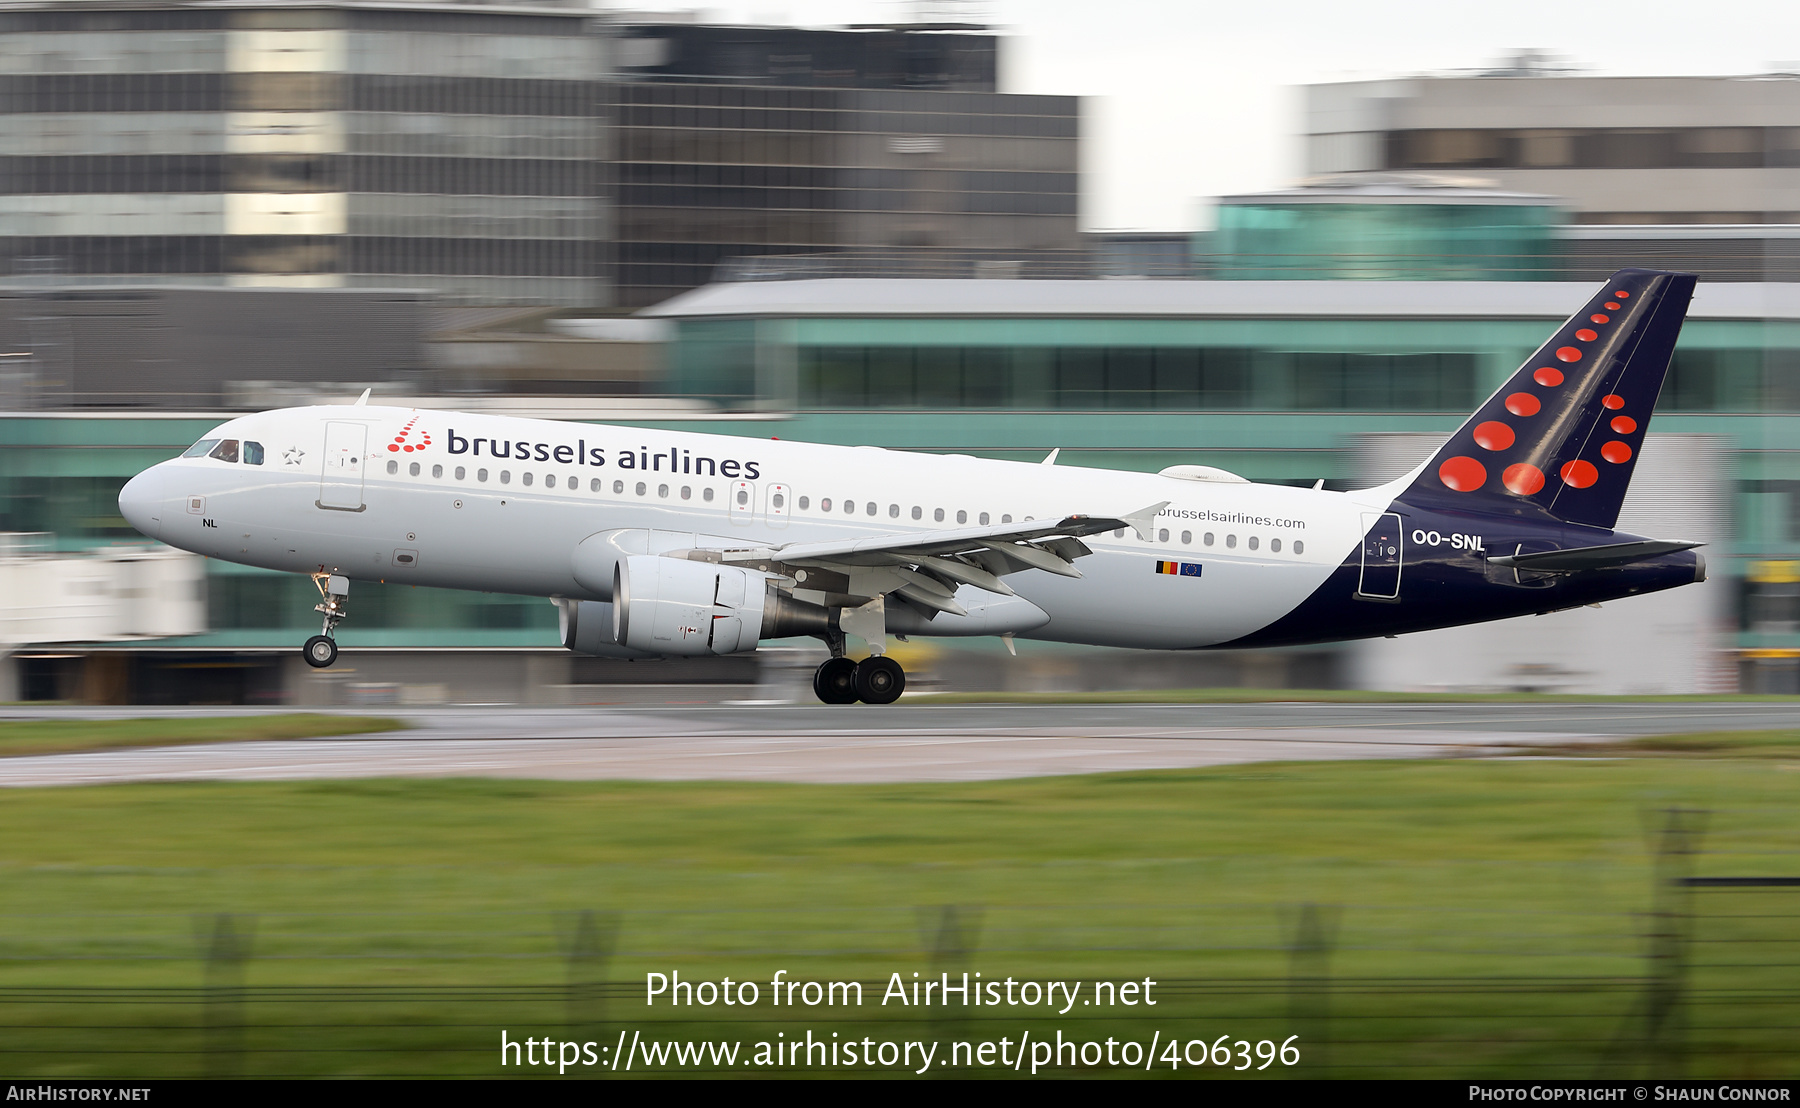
xmin=1155 ymin=560 xmax=1203 ymax=577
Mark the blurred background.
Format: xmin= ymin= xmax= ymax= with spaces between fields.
xmin=1 ymin=0 xmax=1797 ymax=704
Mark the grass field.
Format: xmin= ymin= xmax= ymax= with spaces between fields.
xmin=0 ymin=738 xmax=1795 ymax=1078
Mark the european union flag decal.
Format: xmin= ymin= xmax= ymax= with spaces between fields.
xmin=1154 ymin=560 xmax=1202 ymax=577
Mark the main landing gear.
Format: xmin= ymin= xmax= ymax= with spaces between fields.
xmin=812 ymin=656 xmax=905 ymax=705
xmin=303 ymin=572 xmax=350 ymax=669
xmin=811 ymin=622 xmax=906 ymax=705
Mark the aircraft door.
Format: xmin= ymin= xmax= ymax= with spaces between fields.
xmin=765 ymin=483 xmax=791 ymax=529
xmin=318 ymin=422 xmax=368 ymax=511
xmin=729 ymin=479 xmax=755 ymax=526
xmin=1357 ymin=512 xmax=1403 ymax=600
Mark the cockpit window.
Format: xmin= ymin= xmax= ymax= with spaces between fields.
xmin=243 ymin=441 xmax=264 ymax=466
xmin=208 ymin=439 xmax=240 ymax=463
xmin=182 ymin=439 xmax=220 ymax=458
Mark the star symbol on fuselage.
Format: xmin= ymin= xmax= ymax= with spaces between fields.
xmin=283 ymin=446 xmax=306 ymax=466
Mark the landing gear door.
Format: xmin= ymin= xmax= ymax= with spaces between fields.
xmin=729 ymin=479 xmax=755 ymax=526
xmin=318 ymin=422 xmax=368 ymax=511
xmin=765 ymin=483 xmax=791 ymax=529
xmin=1356 ymin=512 xmax=1403 ymax=600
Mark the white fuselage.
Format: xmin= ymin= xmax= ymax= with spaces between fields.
xmin=122 ymin=405 xmax=1396 ymax=650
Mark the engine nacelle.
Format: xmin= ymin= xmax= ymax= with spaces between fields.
xmin=556 ymin=598 xmax=656 ymax=659
xmin=612 ymin=555 xmax=831 ymax=657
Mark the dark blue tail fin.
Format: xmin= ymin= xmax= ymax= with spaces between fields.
xmin=1396 ymin=268 xmax=1696 ymax=530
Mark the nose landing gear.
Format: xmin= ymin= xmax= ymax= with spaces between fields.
xmin=303 ymin=572 xmax=350 ymax=669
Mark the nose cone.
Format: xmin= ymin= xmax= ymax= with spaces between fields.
xmin=118 ymin=468 xmax=164 ymax=540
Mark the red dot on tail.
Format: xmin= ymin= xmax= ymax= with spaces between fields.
xmin=1591 ymin=313 xmax=1610 ymax=324
xmin=1575 ymin=329 xmax=1598 ymax=342
xmin=1472 ymin=421 xmax=1515 ymax=451
xmin=1615 ymin=290 xmax=1630 ymax=298
xmin=387 ymin=444 xmax=399 ymax=452
xmin=1602 ymin=394 xmax=1624 ymax=409
xmin=1503 ymin=463 xmax=1545 ymax=496
xmin=1560 ymin=460 xmax=1599 ymax=488
xmin=1534 ymin=367 xmax=1564 ymax=387
xmin=1601 ymin=441 xmax=1632 ymax=464
xmin=1611 ymin=415 xmax=1637 ymax=434
xmin=1604 ymin=301 xmax=1621 ymax=310
xmin=1556 ymin=346 xmax=1582 ymax=363
xmin=1438 ymin=456 xmax=1487 ymax=492
xmin=1506 ymin=392 xmax=1541 ymax=416
xmin=403 ymin=445 xmax=414 ymax=452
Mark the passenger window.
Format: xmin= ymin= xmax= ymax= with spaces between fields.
xmin=866 ymin=502 xmax=877 ymax=516
xmin=799 ymin=496 xmax=810 ymax=510
xmin=1204 ymin=532 xmax=1215 ymax=546
xmin=613 ymin=480 xmax=624 ymax=494
xmin=1226 ymin=534 xmax=1237 ymax=548
xmin=1294 ymin=540 xmax=1305 ymax=554
xmin=208 ymin=439 xmax=239 ymax=463
xmin=500 ymin=470 xmax=511 ymax=484
xmin=477 ymin=468 xmax=488 ymax=482
xmin=980 ymin=512 xmax=989 ymax=525
xmin=660 ymin=484 xmax=670 ymax=498
xmin=956 ymin=510 xmax=967 ymax=524
xmin=243 ymin=441 xmax=264 ymax=465
xmin=1248 ymin=536 xmax=1259 ymax=551
xmin=912 ymin=506 xmax=922 ymax=520
xmin=386 ymin=460 xmax=398 ymax=475
xmin=1181 ymin=530 xmax=1192 ymax=545
xmin=182 ymin=439 xmax=220 ymax=458
xmin=1114 ymin=528 xmax=1125 ymax=538
xmin=772 ymin=492 xmax=783 ymax=508
xmin=590 ymin=478 xmax=601 ymax=492
xmin=703 ymin=487 xmax=715 ymax=502
xmin=635 ymin=482 xmax=646 ymax=496
xmin=682 ymin=486 xmax=692 ymax=500
xmin=544 ymin=474 xmax=555 ymax=488
xmin=821 ymin=498 xmax=832 ymax=511
xmin=889 ymin=504 xmax=899 ymax=518
xmin=409 ymin=462 xmax=420 ymax=477
xmin=432 ymin=464 xmax=442 ymax=478
xmin=455 ymin=466 xmax=465 ymax=480
xmin=522 ymin=472 xmax=533 ymax=486
xmin=1002 ymin=514 xmax=1012 ymax=523
xmin=934 ymin=509 xmax=945 ymax=522
xmin=1271 ymin=538 xmax=1282 ymax=552
xmin=738 ymin=488 xmax=749 ymax=506
xmin=844 ymin=500 xmax=855 ymax=514
xmin=1158 ymin=529 xmax=1169 ymax=542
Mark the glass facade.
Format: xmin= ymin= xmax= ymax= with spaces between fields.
xmin=0 ymin=6 xmax=607 ymax=306
xmin=1212 ymin=201 xmax=1564 ymax=281
xmin=613 ymin=82 xmax=1079 ymax=307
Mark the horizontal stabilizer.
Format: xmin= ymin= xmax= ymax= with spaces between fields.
xmin=1486 ymin=539 xmax=1702 ymax=573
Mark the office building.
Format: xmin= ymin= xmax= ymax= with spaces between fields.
xmin=0 ymin=0 xmax=608 ymax=305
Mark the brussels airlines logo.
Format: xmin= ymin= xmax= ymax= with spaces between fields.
xmin=444 ymin=429 xmax=761 ymax=480
xmin=387 ymin=417 xmax=432 ymax=454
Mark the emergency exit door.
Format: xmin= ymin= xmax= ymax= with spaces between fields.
xmin=1357 ymin=512 xmax=1403 ymax=600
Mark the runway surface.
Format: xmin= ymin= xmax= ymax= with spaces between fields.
xmin=0 ymin=700 xmax=1789 ymax=786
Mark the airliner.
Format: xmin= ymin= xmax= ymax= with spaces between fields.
xmin=117 ymin=269 xmax=1705 ymax=704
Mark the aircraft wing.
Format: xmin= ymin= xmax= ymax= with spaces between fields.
xmin=1486 ymin=539 xmax=1702 ymax=573
xmin=697 ymin=501 xmax=1168 ymax=617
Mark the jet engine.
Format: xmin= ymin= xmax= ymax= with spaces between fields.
xmin=611 ymin=554 xmax=830 ymax=657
